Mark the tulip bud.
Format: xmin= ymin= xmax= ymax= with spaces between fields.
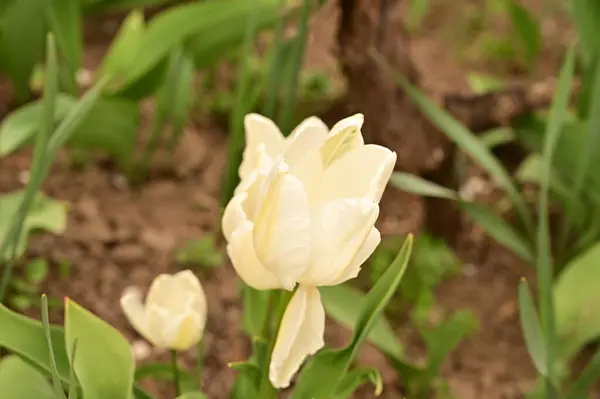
xmin=120 ymin=270 xmax=207 ymax=351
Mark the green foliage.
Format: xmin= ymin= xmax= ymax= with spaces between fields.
xmin=0 ymin=356 xmax=55 ymax=399
xmin=175 ymin=235 xmax=225 ymax=269
xmin=290 ymin=236 xmax=413 ymax=399
xmin=0 ymin=191 xmax=67 ymax=261
xmin=65 ymin=299 xmax=135 ymax=399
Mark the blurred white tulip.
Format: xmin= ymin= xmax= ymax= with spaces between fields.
xmin=120 ymin=270 xmax=207 ymax=351
xmin=222 ymin=113 xmax=396 ymax=388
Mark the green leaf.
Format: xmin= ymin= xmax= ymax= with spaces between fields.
xmin=0 ymin=94 xmax=75 ymax=156
xmin=391 ymin=172 xmax=533 ymax=262
xmin=0 ymin=0 xmax=47 ymax=101
xmin=0 ymin=190 xmax=67 ymax=260
xmin=518 ymin=279 xmax=548 ymax=376
xmin=97 ymin=9 xmax=145 ymax=90
xmin=507 ymin=0 xmax=541 ymax=66
xmin=68 ymin=96 xmax=140 ymax=168
xmin=554 ymin=242 xmax=600 ymax=359
xmin=320 ymin=284 xmax=404 ymax=358
xmin=374 ymin=50 xmax=533 ymax=233
xmin=64 ymin=298 xmax=135 ymax=399
xmin=0 ymin=356 xmax=55 ymax=399
xmin=0 ymin=302 xmax=71 ymax=382
xmin=45 ymin=0 xmax=82 ymax=80
xmin=291 ymin=236 xmax=413 ymax=399
xmin=120 ymin=0 xmax=279 ymax=89
xmin=333 ymin=367 xmax=382 ymax=398
xmin=572 ymin=0 xmax=600 ymax=65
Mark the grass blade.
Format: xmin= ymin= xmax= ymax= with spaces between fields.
xmin=372 ymin=49 xmax=534 ymax=234
xmin=41 ymin=294 xmax=67 ymax=399
xmin=536 ymin=47 xmax=575 ymax=387
xmin=67 ymin=339 xmax=79 ymax=399
xmin=0 ymin=33 xmax=58 ymax=302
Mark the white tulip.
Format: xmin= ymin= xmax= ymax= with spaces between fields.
xmin=222 ymin=113 xmax=397 ymax=388
xmin=120 ymin=270 xmax=207 ymax=351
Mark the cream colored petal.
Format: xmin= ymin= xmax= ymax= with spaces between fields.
xmin=222 ymin=192 xmax=248 ymax=242
xmin=244 ymin=113 xmax=286 ymax=154
xmin=146 ymin=303 xmax=203 ymax=350
xmin=120 ymin=287 xmax=153 ymax=344
xmin=227 ymin=220 xmax=283 ymax=290
xmin=325 ymin=227 xmax=381 ymax=286
xmin=320 ymin=114 xmax=365 ymax=168
xmin=240 ymin=114 xmax=285 ymax=179
xmin=269 ymin=285 xmax=325 ymax=389
xmin=253 ymin=162 xmax=311 ymax=290
xmin=329 ymin=113 xmax=364 ymax=139
xmin=283 ymin=117 xmax=329 ymax=168
xmin=300 ymin=198 xmax=379 ymax=286
xmin=173 ymin=270 xmax=208 ymax=332
xmin=319 ymin=145 xmax=396 ymax=203
xmin=289 ymin=150 xmax=324 ymax=206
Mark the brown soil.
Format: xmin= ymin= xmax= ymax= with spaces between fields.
xmin=0 ymin=1 xmax=595 ymax=399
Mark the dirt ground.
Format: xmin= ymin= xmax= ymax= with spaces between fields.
xmin=0 ymin=1 xmax=594 ymax=398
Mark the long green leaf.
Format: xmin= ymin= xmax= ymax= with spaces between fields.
xmin=518 ymin=279 xmax=548 ymax=376
xmin=391 ymin=172 xmax=533 ymax=262
xmin=0 ymin=34 xmax=59 ymax=302
xmin=562 ymin=49 xmax=600 ymax=256
xmin=42 ymin=295 xmax=67 ymax=399
xmin=291 ymin=236 xmax=413 ymax=399
xmin=572 ymin=0 xmax=600 ymax=65
xmin=373 ymin=50 xmax=533 ymax=234
xmin=120 ymin=0 xmax=278 ymax=89
xmin=536 ymin=47 xmax=575 ymax=386
xmin=320 ymin=284 xmax=404 ymax=359
xmin=45 ymin=0 xmax=81 ymax=92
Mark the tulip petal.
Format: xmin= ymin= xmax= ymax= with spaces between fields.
xmin=240 ymin=114 xmax=286 ymax=179
xmin=269 ymin=285 xmax=325 ymax=389
xmin=319 ymin=144 xmax=397 ymax=203
xmin=173 ymin=270 xmax=208 ymax=330
xmin=300 ymin=198 xmax=379 ymax=286
xmin=222 ymin=192 xmax=248 ymax=242
xmin=227 ymin=220 xmax=283 ymax=290
xmin=254 ymin=162 xmax=311 ymax=290
xmin=120 ymin=287 xmax=152 ymax=343
xmin=329 ymin=113 xmax=365 ymax=140
xmin=320 ymin=113 xmax=365 ymax=168
xmin=284 ymin=116 xmax=329 ymax=167
xmin=325 ymin=227 xmax=381 ymax=286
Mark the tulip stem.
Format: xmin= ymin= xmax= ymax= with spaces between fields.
xmin=257 ymin=290 xmax=293 ymax=399
xmin=170 ymin=350 xmax=181 ymax=397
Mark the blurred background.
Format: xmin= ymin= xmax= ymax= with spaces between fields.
xmin=0 ymin=0 xmax=595 ymax=398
